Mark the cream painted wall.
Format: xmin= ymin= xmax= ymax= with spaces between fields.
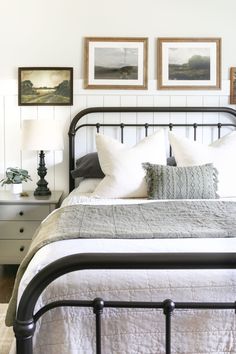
xmin=0 ymin=0 xmax=236 ymax=195
xmin=0 ymin=0 xmax=236 ymax=80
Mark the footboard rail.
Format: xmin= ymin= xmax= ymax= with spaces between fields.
xmin=14 ymin=252 xmax=236 ymax=354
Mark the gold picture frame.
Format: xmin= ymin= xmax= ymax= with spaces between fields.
xmin=18 ymin=67 xmax=73 ymax=106
xmin=84 ymin=37 xmax=148 ymax=90
xmin=230 ymin=67 xmax=236 ymax=104
xmin=158 ymin=38 xmax=221 ymax=90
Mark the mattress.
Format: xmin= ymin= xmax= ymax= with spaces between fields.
xmin=9 ymin=188 xmax=236 ymax=354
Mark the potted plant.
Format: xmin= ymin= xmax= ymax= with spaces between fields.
xmin=0 ymin=167 xmax=32 ymax=194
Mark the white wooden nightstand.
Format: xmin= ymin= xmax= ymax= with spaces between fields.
xmin=0 ymin=191 xmax=63 ymax=264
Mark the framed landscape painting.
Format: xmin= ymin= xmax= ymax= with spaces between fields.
xmin=18 ymin=67 xmax=73 ymax=105
xmin=157 ymin=38 xmax=221 ymax=90
xmin=84 ymin=37 xmax=148 ymax=89
xmin=230 ymin=67 xmax=236 ymax=104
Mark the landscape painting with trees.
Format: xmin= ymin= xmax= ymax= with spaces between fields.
xmin=168 ymin=48 xmax=210 ymax=80
xmin=18 ymin=68 xmax=73 ymax=105
xmin=158 ymin=38 xmax=221 ymax=90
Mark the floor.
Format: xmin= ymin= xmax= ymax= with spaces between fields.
xmin=0 ymin=265 xmax=18 ymax=303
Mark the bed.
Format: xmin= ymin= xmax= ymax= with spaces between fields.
xmin=7 ymin=106 xmax=236 ymax=354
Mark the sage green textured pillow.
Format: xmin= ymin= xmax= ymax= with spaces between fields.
xmin=143 ymin=163 xmax=218 ymax=199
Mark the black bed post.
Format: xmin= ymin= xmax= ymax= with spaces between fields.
xmin=14 ymin=319 xmax=35 ymax=354
xmin=68 ymin=130 xmax=75 ymax=192
xmin=93 ymin=298 xmax=104 ymax=354
xmin=163 ymin=299 xmax=175 ymax=354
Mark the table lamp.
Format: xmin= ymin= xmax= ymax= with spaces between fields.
xmin=21 ymin=119 xmax=64 ymax=196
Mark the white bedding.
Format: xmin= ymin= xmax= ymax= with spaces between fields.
xmin=62 ymin=181 xmax=236 ymax=207
xmin=11 ymin=189 xmax=236 ymax=354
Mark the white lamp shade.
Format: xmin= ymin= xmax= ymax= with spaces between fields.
xmin=21 ymin=119 xmax=64 ymax=151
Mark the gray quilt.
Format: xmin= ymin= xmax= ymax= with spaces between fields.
xmin=6 ymin=200 xmax=236 ymax=326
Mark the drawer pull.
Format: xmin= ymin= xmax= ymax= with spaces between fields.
xmin=19 ymin=228 xmax=24 ymax=233
xmin=19 ymin=211 xmax=24 ymax=216
xmin=20 ymin=246 xmax=25 ymax=252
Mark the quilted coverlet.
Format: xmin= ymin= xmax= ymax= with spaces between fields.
xmin=6 ymin=200 xmax=236 ymax=353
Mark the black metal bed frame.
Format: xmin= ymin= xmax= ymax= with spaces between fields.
xmin=14 ymin=106 xmax=236 ymax=354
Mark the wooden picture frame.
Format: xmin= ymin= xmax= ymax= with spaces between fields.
xmin=230 ymin=67 xmax=236 ymax=104
xmin=18 ymin=67 xmax=73 ymax=106
xmin=84 ymin=37 xmax=148 ymax=90
xmin=157 ymin=38 xmax=221 ymax=90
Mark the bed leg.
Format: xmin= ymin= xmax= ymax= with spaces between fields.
xmin=93 ymin=298 xmax=104 ymax=354
xmin=163 ymin=299 xmax=175 ymax=354
xmin=14 ymin=319 xmax=35 ymax=354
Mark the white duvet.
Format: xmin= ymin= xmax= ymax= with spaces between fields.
xmin=10 ymin=185 xmax=236 ymax=354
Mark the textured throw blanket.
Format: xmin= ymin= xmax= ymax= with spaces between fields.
xmin=6 ymin=200 xmax=236 ymax=326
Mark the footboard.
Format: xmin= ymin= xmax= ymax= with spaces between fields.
xmin=14 ymin=252 xmax=236 ymax=354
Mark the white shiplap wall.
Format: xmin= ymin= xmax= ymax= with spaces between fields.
xmin=0 ymin=79 xmax=235 ymax=196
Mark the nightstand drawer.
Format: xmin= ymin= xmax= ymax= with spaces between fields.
xmin=0 ymin=240 xmax=31 ymax=264
xmin=0 ymin=221 xmax=41 ymax=239
xmin=0 ymin=204 xmax=50 ymax=221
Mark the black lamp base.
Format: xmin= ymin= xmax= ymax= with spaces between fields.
xmin=34 ymin=188 xmax=51 ymax=196
xmin=34 ymin=150 xmax=51 ymax=196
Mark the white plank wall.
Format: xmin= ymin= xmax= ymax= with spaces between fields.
xmin=0 ymin=79 xmax=235 ymax=196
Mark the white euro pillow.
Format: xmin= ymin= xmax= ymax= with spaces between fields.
xmin=92 ymin=129 xmax=166 ymax=198
xmin=168 ymin=130 xmax=236 ymax=197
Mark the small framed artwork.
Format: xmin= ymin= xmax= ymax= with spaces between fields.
xmin=18 ymin=67 xmax=73 ymax=106
xmin=230 ymin=67 xmax=236 ymax=104
xmin=157 ymin=38 xmax=221 ymax=90
xmin=84 ymin=37 xmax=148 ymax=89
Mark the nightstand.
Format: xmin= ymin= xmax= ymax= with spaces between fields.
xmin=0 ymin=191 xmax=63 ymax=264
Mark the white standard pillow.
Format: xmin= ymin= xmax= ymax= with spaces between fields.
xmin=168 ymin=130 xmax=236 ymax=197
xmin=76 ymin=178 xmax=103 ymax=194
xmin=92 ymin=129 xmax=166 ymax=198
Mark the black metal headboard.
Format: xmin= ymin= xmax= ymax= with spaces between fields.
xmin=68 ymin=106 xmax=236 ymax=192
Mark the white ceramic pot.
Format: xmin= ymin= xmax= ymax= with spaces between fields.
xmin=12 ymin=183 xmax=23 ymax=194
